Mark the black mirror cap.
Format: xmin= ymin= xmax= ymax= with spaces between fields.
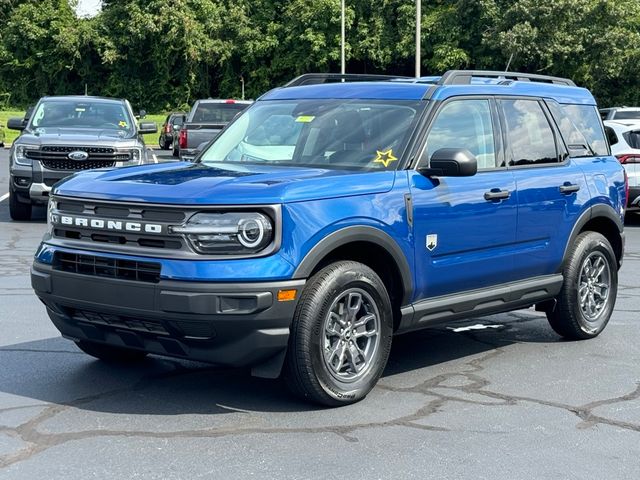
xmin=138 ymin=122 xmax=157 ymax=134
xmin=7 ymin=118 xmax=25 ymax=131
xmin=138 ymin=109 xmax=147 ymax=119
xmin=419 ymin=148 xmax=478 ymax=177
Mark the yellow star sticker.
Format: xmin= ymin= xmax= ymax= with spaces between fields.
xmin=373 ymin=149 xmax=398 ymax=167
xmin=118 ymin=121 xmax=127 ymax=128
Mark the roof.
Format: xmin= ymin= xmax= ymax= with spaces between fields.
xmin=40 ymin=95 xmax=126 ymax=104
xmin=261 ymin=71 xmax=596 ymax=105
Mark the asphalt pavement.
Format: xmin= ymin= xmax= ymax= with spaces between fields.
xmin=0 ymin=147 xmax=638 ymax=479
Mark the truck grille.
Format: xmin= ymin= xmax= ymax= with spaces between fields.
xmin=27 ymin=145 xmax=130 ymax=171
xmin=53 ymin=251 xmax=161 ymax=283
xmin=42 ymin=159 xmax=116 ymax=170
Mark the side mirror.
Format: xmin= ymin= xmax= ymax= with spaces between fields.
xmin=7 ymin=117 xmax=25 ymax=131
xmin=419 ymin=148 xmax=477 ymax=177
xmin=138 ymin=109 xmax=147 ymax=119
xmin=138 ymin=122 xmax=157 ymax=134
xmin=172 ymin=124 xmax=182 ymax=131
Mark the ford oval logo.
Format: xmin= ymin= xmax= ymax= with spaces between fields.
xmin=68 ymin=151 xmax=89 ymax=161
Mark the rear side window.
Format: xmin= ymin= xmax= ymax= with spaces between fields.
xmin=562 ymin=105 xmax=608 ymax=155
xmin=623 ymin=130 xmax=640 ymax=149
xmin=545 ymin=99 xmax=591 ymax=157
xmin=605 ymin=127 xmax=618 ymax=146
xmin=500 ymin=99 xmax=558 ymax=166
xmin=613 ymin=111 xmax=640 ymax=120
xmin=192 ymin=103 xmax=248 ymax=123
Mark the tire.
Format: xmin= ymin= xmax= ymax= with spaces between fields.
xmin=283 ymin=261 xmax=393 ymax=406
xmin=9 ymin=187 xmax=32 ymax=221
xmin=172 ymin=142 xmax=179 ymax=157
xmin=547 ymin=231 xmax=618 ymax=340
xmin=164 ymin=140 xmax=172 ymax=150
xmin=76 ymin=340 xmax=148 ymax=363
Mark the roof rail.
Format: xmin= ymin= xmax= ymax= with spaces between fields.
xmin=439 ymin=70 xmax=576 ymax=87
xmin=284 ymin=73 xmax=409 ymax=87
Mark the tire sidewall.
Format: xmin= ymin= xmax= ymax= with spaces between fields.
xmin=303 ymin=265 xmax=393 ymax=404
xmin=565 ymin=233 xmax=618 ymax=336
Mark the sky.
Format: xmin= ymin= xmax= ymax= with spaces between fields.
xmin=76 ymin=0 xmax=102 ymax=18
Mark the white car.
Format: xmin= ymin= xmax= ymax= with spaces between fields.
xmin=604 ymin=119 xmax=640 ymax=208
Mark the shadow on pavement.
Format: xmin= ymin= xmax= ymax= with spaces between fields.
xmin=0 ymin=310 xmax=560 ymax=415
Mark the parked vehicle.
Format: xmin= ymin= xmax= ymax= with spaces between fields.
xmin=0 ymin=122 xmax=5 ymax=148
xmin=600 ymin=107 xmax=640 ymax=121
xmin=158 ymin=112 xmax=185 ymax=151
xmin=32 ymin=71 xmax=625 ymax=406
xmin=178 ymin=99 xmax=251 ymax=160
xmin=604 ymin=119 xmax=640 ymax=209
xmin=7 ymin=96 xmax=157 ymax=220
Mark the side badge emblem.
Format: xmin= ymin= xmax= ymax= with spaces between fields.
xmin=426 ymin=234 xmax=438 ymax=252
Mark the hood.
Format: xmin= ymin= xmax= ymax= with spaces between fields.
xmin=16 ymin=127 xmax=138 ymax=146
xmin=52 ymin=162 xmax=396 ymax=205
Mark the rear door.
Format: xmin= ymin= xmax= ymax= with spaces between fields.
xmin=498 ymin=98 xmax=588 ymax=279
xmin=409 ymin=97 xmax=518 ymax=299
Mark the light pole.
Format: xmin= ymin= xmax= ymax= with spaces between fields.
xmin=415 ymin=0 xmax=421 ymax=78
xmin=341 ymin=0 xmax=346 ymax=75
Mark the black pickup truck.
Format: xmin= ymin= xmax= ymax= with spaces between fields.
xmin=177 ymin=99 xmax=251 ymax=160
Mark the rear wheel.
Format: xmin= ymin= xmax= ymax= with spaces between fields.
xmin=284 ymin=261 xmax=393 ymax=406
xmin=172 ymin=141 xmax=179 ymax=157
xmin=76 ymin=340 xmax=148 ymax=363
xmin=9 ymin=186 xmax=32 ymax=221
xmin=547 ymin=232 xmax=617 ymax=339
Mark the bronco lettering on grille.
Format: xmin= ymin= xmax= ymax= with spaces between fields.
xmin=53 ymin=215 xmax=163 ymax=234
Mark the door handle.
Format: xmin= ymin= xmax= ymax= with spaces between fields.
xmin=559 ymin=183 xmax=580 ymax=194
xmin=484 ymin=189 xmax=510 ymax=201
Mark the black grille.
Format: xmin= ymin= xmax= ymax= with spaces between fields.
xmin=26 ymin=145 xmax=131 ymax=171
xmin=53 ymin=252 xmax=161 ymax=283
xmin=72 ymin=309 xmax=169 ymax=335
xmin=42 ymin=159 xmax=116 ymax=170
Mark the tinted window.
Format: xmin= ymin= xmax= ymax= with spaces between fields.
xmin=562 ymin=104 xmax=608 ymax=155
xmin=424 ymin=99 xmax=497 ymax=170
xmin=29 ymin=99 xmax=134 ymax=134
xmin=605 ymin=127 xmax=618 ymax=146
xmin=613 ymin=111 xmax=640 ymax=120
xmin=622 ymin=130 xmax=640 ymax=149
xmin=501 ymin=99 xmax=558 ymax=166
xmin=192 ymin=103 xmax=249 ymax=123
xmin=546 ymin=99 xmax=590 ymax=157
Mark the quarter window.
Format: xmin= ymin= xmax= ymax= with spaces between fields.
xmin=501 ymin=99 xmax=558 ymax=166
xmin=424 ymin=99 xmax=497 ymax=170
xmin=562 ymin=104 xmax=609 ymax=156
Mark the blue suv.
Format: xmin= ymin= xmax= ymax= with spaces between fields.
xmin=31 ymin=71 xmax=626 ymax=406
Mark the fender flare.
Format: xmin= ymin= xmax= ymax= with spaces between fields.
xmin=292 ymin=226 xmax=413 ymax=305
xmin=561 ymin=204 xmax=624 ymax=268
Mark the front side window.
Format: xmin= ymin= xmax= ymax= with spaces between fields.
xmin=501 ymin=99 xmax=558 ymax=166
xmin=200 ymin=99 xmax=424 ymax=170
xmin=424 ymin=99 xmax=497 ymax=170
xmin=29 ymin=100 xmax=135 ymax=135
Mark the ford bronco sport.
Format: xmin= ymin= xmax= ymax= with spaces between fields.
xmin=31 ymin=71 xmax=626 ymax=406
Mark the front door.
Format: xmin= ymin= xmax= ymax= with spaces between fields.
xmin=409 ymin=97 xmax=518 ymax=300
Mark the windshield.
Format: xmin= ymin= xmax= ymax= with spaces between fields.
xmin=200 ymin=99 xmax=423 ymax=170
xmin=191 ymin=103 xmax=249 ymax=124
xmin=29 ymin=99 xmax=135 ymax=134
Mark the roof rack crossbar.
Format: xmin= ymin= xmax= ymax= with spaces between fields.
xmin=438 ymin=70 xmax=576 ymax=87
xmin=284 ymin=73 xmax=410 ymax=87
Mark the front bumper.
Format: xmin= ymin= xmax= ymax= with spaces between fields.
xmin=31 ymin=262 xmax=304 ymax=373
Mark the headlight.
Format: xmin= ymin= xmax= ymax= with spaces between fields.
xmin=14 ymin=144 xmax=39 ymax=166
xmin=47 ymin=198 xmax=57 ymax=232
xmin=116 ymin=147 xmax=144 ymax=166
xmin=171 ymin=212 xmax=274 ymax=255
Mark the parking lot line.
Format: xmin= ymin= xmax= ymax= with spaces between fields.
xmin=0 ymin=192 xmax=8 ymax=202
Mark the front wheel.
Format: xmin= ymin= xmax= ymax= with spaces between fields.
xmin=547 ymin=231 xmax=618 ymax=339
xmin=283 ymin=261 xmax=393 ymax=406
xmin=76 ymin=340 xmax=148 ymax=363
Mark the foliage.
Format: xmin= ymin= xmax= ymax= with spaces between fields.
xmin=0 ymin=0 xmax=639 ymax=111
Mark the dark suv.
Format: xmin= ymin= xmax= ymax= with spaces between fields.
xmin=8 ymin=96 xmax=157 ymax=220
xmin=158 ymin=112 xmax=185 ymax=154
xmin=32 ymin=71 xmax=625 ymax=406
